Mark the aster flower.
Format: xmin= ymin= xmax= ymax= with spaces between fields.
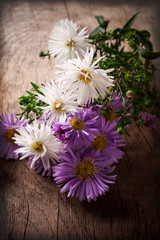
xmin=142 ymin=114 xmax=157 ymax=127
xmin=0 ymin=112 xmax=28 ymax=160
xmin=103 ymin=90 xmax=132 ymax=122
xmin=36 ymin=80 xmax=79 ymax=125
xmin=52 ymin=107 xmax=99 ymax=146
xmin=52 ymin=123 xmax=68 ymax=143
xmin=13 ymin=121 xmax=64 ymax=171
xmin=48 ymin=19 xmax=91 ymax=62
xmin=28 ymin=157 xmax=54 ymax=177
xmin=111 ymin=90 xmax=132 ymax=111
xmin=53 ymin=148 xmax=116 ymax=202
xmin=90 ymin=117 xmax=125 ymax=166
xmin=56 ymin=48 xmax=114 ymax=104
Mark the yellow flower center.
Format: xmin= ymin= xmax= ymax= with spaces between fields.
xmin=103 ymin=108 xmax=116 ymax=121
xmin=70 ymin=118 xmax=84 ymax=130
xmin=66 ymin=39 xmax=76 ymax=48
xmin=75 ymin=157 xmax=95 ymax=180
xmin=5 ymin=128 xmax=18 ymax=144
xmin=144 ymin=119 xmax=149 ymax=124
xmin=32 ymin=142 xmax=43 ymax=153
xmin=92 ymin=134 xmax=107 ymax=151
xmin=53 ymin=101 xmax=64 ymax=111
xmin=78 ymin=70 xmax=92 ymax=85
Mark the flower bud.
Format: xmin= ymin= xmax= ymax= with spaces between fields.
xmin=126 ymin=90 xmax=134 ymax=98
xmin=117 ymin=127 xmax=124 ymax=135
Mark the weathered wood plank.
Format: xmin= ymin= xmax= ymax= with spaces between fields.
xmin=0 ymin=0 xmax=160 ymax=240
xmin=0 ymin=0 xmax=68 ymax=239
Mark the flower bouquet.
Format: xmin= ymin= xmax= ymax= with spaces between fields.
xmin=0 ymin=13 xmax=159 ymax=202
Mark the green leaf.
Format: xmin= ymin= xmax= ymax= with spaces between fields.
xmin=140 ymin=30 xmax=151 ymax=39
xmin=112 ymin=28 xmax=120 ymax=35
xmin=89 ymin=26 xmax=105 ymax=37
xmin=19 ymin=100 xmax=29 ymax=106
xmin=26 ymin=91 xmax=34 ymax=96
xmin=95 ymin=16 xmax=104 ymax=25
xmin=103 ymin=20 xmax=110 ymax=29
xmin=104 ymin=46 xmax=134 ymax=58
xmin=39 ymin=51 xmax=45 ymax=57
xmin=31 ymin=82 xmax=42 ymax=94
xmin=39 ymin=51 xmax=51 ymax=59
xmin=145 ymin=41 xmax=153 ymax=52
xmin=145 ymin=59 xmax=150 ymax=71
xmin=139 ymin=48 xmax=160 ymax=59
xmin=123 ymin=12 xmax=139 ymax=29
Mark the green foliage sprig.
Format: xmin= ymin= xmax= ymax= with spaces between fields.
xmin=89 ymin=13 xmax=160 ymax=127
xmin=39 ymin=51 xmax=51 ymax=59
xmin=17 ymin=82 xmax=46 ymax=123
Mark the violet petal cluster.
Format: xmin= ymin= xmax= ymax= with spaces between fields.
xmin=111 ymin=90 xmax=132 ymax=111
xmin=28 ymin=157 xmax=55 ymax=177
xmin=53 ymin=107 xmax=99 ymax=146
xmin=142 ymin=114 xmax=157 ymax=127
xmin=0 ymin=112 xmax=28 ymax=160
xmin=53 ymin=148 xmax=116 ymax=202
xmin=89 ymin=117 xmax=125 ymax=167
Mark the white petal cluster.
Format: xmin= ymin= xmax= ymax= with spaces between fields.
xmin=56 ymin=48 xmax=114 ymax=105
xmin=14 ymin=121 xmax=63 ymax=170
xmin=36 ymin=80 xmax=79 ymax=124
xmin=48 ymin=19 xmax=91 ymax=63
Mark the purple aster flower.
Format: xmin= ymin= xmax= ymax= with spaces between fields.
xmin=0 ymin=112 xmax=28 ymax=160
xmin=111 ymin=90 xmax=132 ymax=111
xmin=89 ymin=117 xmax=125 ymax=166
xmin=142 ymin=114 xmax=157 ymax=128
xmin=53 ymin=148 xmax=116 ymax=202
xmin=80 ymin=91 xmax=131 ymax=124
xmin=39 ymin=112 xmax=51 ymax=125
xmin=52 ymin=107 xmax=99 ymax=146
xmin=103 ymin=90 xmax=132 ymax=122
xmin=83 ymin=102 xmax=103 ymax=115
xmin=52 ymin=122 xmax=69 ymax=143
xmin=28 ymin=157 xmax=55 ymax=177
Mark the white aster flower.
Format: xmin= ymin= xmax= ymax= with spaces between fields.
xmin=48 ymin=19 xmax=91 ymax=63
xmin=13 ymin=121 xmax=63 ymax=170
xmin=36 ymin=80 xmax=79 ymax=124
xmin=56 ymin=48 xmax=114 ymax=105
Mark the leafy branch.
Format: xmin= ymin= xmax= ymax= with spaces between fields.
xmin=89 ymin=13 xmax=160 ymax=127
xmin=17 ymin=82 xmax=46 ymax=122
xmin=39 ymin=51 xmax=51 ymax=59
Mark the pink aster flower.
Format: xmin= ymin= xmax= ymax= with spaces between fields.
xmin=53 ymin=148 xmax=116 ymax=202
xmin=0 ymin=112 xmax=28 ymax=160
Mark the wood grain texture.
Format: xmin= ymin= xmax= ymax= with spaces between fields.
xmin=0 ymin=0 xmax=160 ymax=239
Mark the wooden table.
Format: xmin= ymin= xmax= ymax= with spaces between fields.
xmin=0 ymin=1 xmax=160 ymax=239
